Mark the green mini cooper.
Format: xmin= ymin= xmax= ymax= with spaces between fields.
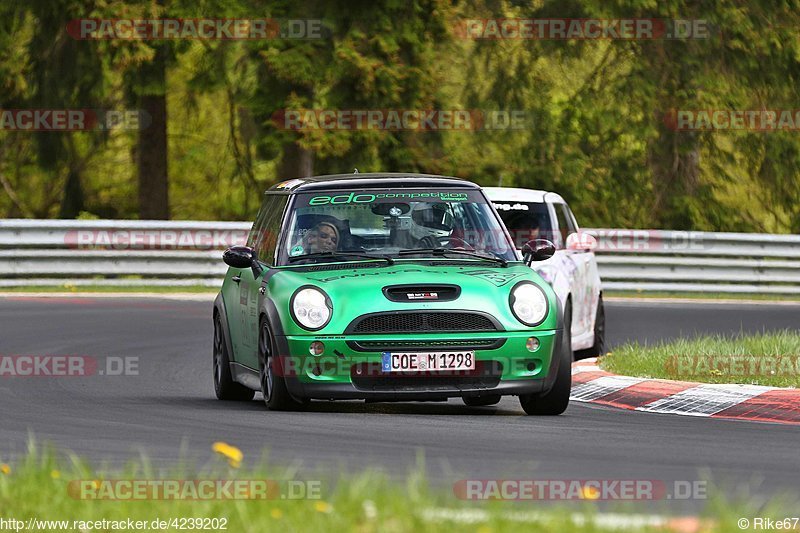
xmin=213 ymin=173 xmax=572 ymax=415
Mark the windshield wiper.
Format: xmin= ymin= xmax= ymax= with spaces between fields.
xmin=288 ymin=251 xmax=394 ymax=265
xmin=397 ymin=248 xmax=507 ymax=267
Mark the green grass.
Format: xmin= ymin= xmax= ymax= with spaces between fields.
xmin=606 ymin=291 xmax=800 ymax=302
xmin=0 ymin=444 xmax=795 ymax=533
xmin=600 ymin=330 xmax=800 ymax=388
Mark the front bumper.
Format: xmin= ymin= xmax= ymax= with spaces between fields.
xmin=274 ymin=330 xmax=560 ymax=401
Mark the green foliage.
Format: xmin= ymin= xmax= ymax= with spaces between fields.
xmin=1 ymin=443 xmax=797 ymax=532
xmin=0 ymin=0 xmax=799 ymax=229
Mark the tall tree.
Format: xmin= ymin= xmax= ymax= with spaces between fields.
xmin=25 ymin=0 xmax=107 ymax=218
xmin=134 ymin=44 xmax=170 ymax=219
xmin=117 ymin=0 xmax=179 ymax=220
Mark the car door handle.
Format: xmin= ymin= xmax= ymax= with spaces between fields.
xmin=231 ymin=275 xmax=241 ymax=284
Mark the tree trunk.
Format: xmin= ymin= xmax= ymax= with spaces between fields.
xmin=137 ymin=45 xmax=169 ymax=220
xmin=277 ymin=141 xmax=314 ymax=179
xmin=59 ymin=167 xmax=84 ymax=219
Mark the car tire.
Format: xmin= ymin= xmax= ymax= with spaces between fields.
xmin=462 ymin=395 xmax=501 ymax=407
xmin=213 ymin=314 xmax=255 ymax=401
xmin=259 ymin=318 xmax=307 ymax=411
xmin=575 ymin=295 xmax=605 ymax=359
xmin=519 ymin=302 xmax=572 ymax=416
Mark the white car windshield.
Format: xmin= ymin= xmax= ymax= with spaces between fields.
xmin=492 ymin=201 xmax=560 ymax=249
xmin=280 ymin=189 xmax=516 ymax=264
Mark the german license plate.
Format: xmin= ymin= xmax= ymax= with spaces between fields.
xmin=381 ymin=352 xmax=475 ymax=372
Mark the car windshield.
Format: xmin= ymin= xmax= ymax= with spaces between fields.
xmin=280 ymin=189 xmax=517 ymax=264
xmin=492 ymin=201 xmax=559 ymax=249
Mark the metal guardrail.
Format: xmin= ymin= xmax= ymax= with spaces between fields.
xmin=0 ymin=220 xmax=246 ymax=287
xmin=586 ymin=229 xmax=800 ymax=294
xmin=1 ymin=220 xmax=799 ymax=294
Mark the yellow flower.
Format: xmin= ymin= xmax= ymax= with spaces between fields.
xmin=314 ymin=501 xmax=333 ymax=513
xmin=0 ymin=464 xmax=10 ymax=475
xmin=270 ymin=509 xmax=283 ymax=519
xmin=477 ymin=527 xmax=493 ymax=533
xmin=50 ymin=470 xmax=61 ymax=479
xmin=212 ymin=442 xmax=243 ymax=468
xmin=581 ymin=484 xmax=600 ymax=500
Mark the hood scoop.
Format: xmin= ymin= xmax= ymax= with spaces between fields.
xmin=383 ymin=284 xmax=460 ymax=302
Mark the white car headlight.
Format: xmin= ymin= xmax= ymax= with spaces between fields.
xmin=291 ymin=287 xmax=332 ymax=330
xmin=509 ymin=282 xmax=548 ymax=327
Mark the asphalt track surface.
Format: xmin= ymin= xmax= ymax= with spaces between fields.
xmin=1 ymin=296 xmax=799 ymax=512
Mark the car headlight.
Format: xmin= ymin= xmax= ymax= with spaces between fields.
xmin=291 ymin=286 xmax=332 ymax=331
xmin=509 ymin=281 xmax=548 ymax=327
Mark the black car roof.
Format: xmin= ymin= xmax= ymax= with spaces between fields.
xmin=268 ymin=172 xmax=481 ymax=193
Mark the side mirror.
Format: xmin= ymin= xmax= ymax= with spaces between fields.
xmin=521 ymin=239 xmax=555 ymax=265
xmin=223 ymin=246 xmax=256 ymax=269
xmin=566 ymin=232 xmax=597 ymax=252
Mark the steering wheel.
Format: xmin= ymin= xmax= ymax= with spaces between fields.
xmin=416 ymin=235 xmax=442 ymax=249
xmin=416 ymin=235 xmax=475 ymax=251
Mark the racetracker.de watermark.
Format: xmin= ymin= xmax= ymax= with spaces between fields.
xmin=64 ymin=229 xmax=249 ymax=250
xmin=67 ymin=18 xmax=326 ymax=40
xmin=502 ymin=228 xmax=712 ymax=252
xmin=664 ymin=109 xmax=800 ymax=131
xmin=0 ymin=109 xmax=146 ymax=131
xmin=67 ymin=479 xmax=322 ymax=500
xmin=588 ymin=229 xmax=711 ymax=252
xmin=453 ymin=479 xmax=707 ymax=500
xmin=1 ymin=518 xmax=229 ymax=532
xmin=271 ymin=109 xmax=531 ymax=131
xmin=456 ymin=18 xmax=711 ymax=40
xmin=665 ymin=355 xmax=800 ymax=378
xmin=0 ymin=355 xmax=138 ymax=377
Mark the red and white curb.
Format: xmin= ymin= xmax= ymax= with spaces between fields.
xmin=571 ymin=359 xmax=800 ymax=425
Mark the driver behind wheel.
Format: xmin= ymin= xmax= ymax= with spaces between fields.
xmin=409 ymin=202 xmax=454 ymax=248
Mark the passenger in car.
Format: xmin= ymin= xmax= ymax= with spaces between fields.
xmin=303 ymin=222 xmax=340 ymax=253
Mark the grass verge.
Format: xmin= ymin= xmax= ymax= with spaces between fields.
xmin=0 ymin=444 xmax=794 ymax=533
xmin=600 ymin=330 xmax=800 ymax=388
xmin=605 ymin=291 xmax=800 ymax=302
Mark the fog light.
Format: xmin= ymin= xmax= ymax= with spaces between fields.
xmin=526 ymin=337 xmax=540 ymax=352
xmin=309 ymin=341 xmax=325 ymax=356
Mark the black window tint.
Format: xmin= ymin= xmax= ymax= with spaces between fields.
xmin=247 ymin=208 xmax=267 ymax=248
xmin=565 ymin=204 xmax=580 ymax=230
xmin=553 ymin=203 xmax=576 ymax=249
xmin=251 ymin=194 xmax=289 ymax=265
xmin=493 ymin=202 xmax=554 ymax=249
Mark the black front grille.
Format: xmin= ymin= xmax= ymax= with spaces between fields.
xmin=347 ymin=338 xmax=505 ymax=352
xmin=350 ymin=361 xmax=503 ymax=392
xmin=348 ymin=311 xmax=499 ymax=334
xmin=295 ymin=262 xmax=383 ymax=272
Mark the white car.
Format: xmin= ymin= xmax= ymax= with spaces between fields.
xmin=484 ymin=187 xmax=605 ymax=358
